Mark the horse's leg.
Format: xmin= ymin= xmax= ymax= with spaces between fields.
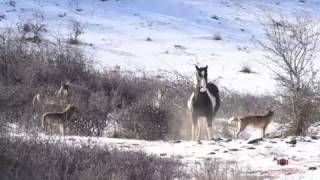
xmin=206 ymin=116 xmax=213 ymax=140
xmin=191 ymin=121 xmax=196 ymax=141
xmin=60 ymin=124 xmax=64 ymax=135
xmin=196 ymin=119 xmax=201 ymax=141
xmin=191 ymin=114 xmax=199 ymax=141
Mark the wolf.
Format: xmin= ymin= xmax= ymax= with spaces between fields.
xmin=42 ymin=104 xmax=78 ymax=135
xmin=234 ymin=110 xmax=274 ymax=139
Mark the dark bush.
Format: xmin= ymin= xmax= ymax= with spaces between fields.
xmin=0 ymin=136 xmax=185 ymax=180
xmin=239 ymin=65 xmax=255 ymax=74
xmin=219 ymin=89 xmax=278 ymax=119
xmin=121 ymin=98 xmax=169 ymax=140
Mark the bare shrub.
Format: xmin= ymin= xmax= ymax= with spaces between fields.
xmin=219 ymin=89 xmax=277 ymax=119
xmin=16 ymin=12 xmax=47 ymax=43
xmin=194 ymin=159 xmax=261 ymax=180
xmin=239 ymin=65 xmax=256 ymax=74
xmin=0 ymin=136 xmax=185 ymax=180
xmin=67 ymin=19 xmax=84 ymax=45
xmin=257 ymin=14 xmax=320 ymax=135
xmin=121 ymin=96 xmax=169 ymax=140
xmin=213 ymin=33 xmax=222 ymax=40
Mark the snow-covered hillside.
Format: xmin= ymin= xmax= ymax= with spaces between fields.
xmin=1 ymin=0 xmax=320 ymax=93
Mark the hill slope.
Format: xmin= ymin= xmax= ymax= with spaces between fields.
xmin=1 ymin=0 xmax=320 ymax=93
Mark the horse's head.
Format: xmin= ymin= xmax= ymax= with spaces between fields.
xmin=193 ymin=65 xmax=208 ymax=92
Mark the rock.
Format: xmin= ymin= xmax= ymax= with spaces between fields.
xmin=211 ymin=137 xmax=223 ymax=141
xmin=308 ymin=167 xmax=317 ymax=170
xmin=173 ymin=140 xmax=181 ymax=143
xmin=223 ymin=150 xmax=228 ymax=153
xmin=211 ymin=15 xmax=219 ymax=20
xmin=229 ymin=148 xmax=240 ymax=151
xmin=311 ymin=136 xmax=319 ymax=140
xmin=209 ymin=152 xmax=216 ymax=155
xmin=247 ymin=147 xmax=256 ymax=150
xmin=286 ymin=138 xmax=297 ymax=145
xmin=174 ymin=45 xmax=186 ymax=50
xmin=248 ymin=138 xmax=263 ymax=144
xmin=198 ymin=140 xmax=202 ymax=145
xmin=160 ymin=153 xmax=167 ymax=156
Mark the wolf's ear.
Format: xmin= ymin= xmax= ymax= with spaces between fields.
xmin=205 ymin=65 xmax=208 ymax=69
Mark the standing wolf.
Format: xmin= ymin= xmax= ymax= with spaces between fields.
xmin=42 ymin=104 xmax=78 ymax=135
xmin=187 ymin=65 xmax=220 ymax=140
xmin=234 ymin=110 xmax=274 ymax=139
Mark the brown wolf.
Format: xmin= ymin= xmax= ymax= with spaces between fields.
xmin=234 ymin=110 xmax=274 ymax=139
xmin=42 ymin=104 xmax=78 ymax=135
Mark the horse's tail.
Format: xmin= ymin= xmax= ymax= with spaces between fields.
xmin=207 ymin=83 xmax=220 ymax=117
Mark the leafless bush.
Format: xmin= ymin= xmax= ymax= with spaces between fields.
xmin=213 ymin=33 xmax=222 ymax=40
xmin=257 ymin=14 xmax=320 ymax=135
xmin=219 ymin=88 xmax=277 ymax=119
xmin=194 ymin=159 xmax=261 ymax=180
xmin=68 ymin=19 xmax=84 ymax=45
xmin=239 ymin=65 xmax=256 ymax=74
xmin=16 ymin=12 xmax=47 ymax=43
xmin=0 ymin=136 xmax=185 ymax=180
xmin=121 ymin=96 xmax=169 ymax=140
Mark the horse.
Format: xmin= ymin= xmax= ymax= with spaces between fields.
xmin=41 ymin=104 xmax=78 ymax=135
xmin=187 ymin=65 xmax=220 ymax=141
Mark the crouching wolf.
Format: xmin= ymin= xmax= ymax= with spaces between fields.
xmin=233 ymin=110 xmax=274 ymax=139
xmin=42 ymin=104 xmax=78 ymax=135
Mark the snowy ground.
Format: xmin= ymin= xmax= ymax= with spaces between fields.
xmin=1 ymin=0 xmax=320 ymax=93
xmin=6 ymin=122 xmax=320 ymax=180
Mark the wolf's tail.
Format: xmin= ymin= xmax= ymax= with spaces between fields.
xmin=207 ymin=83 xmax=220 ymax=117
